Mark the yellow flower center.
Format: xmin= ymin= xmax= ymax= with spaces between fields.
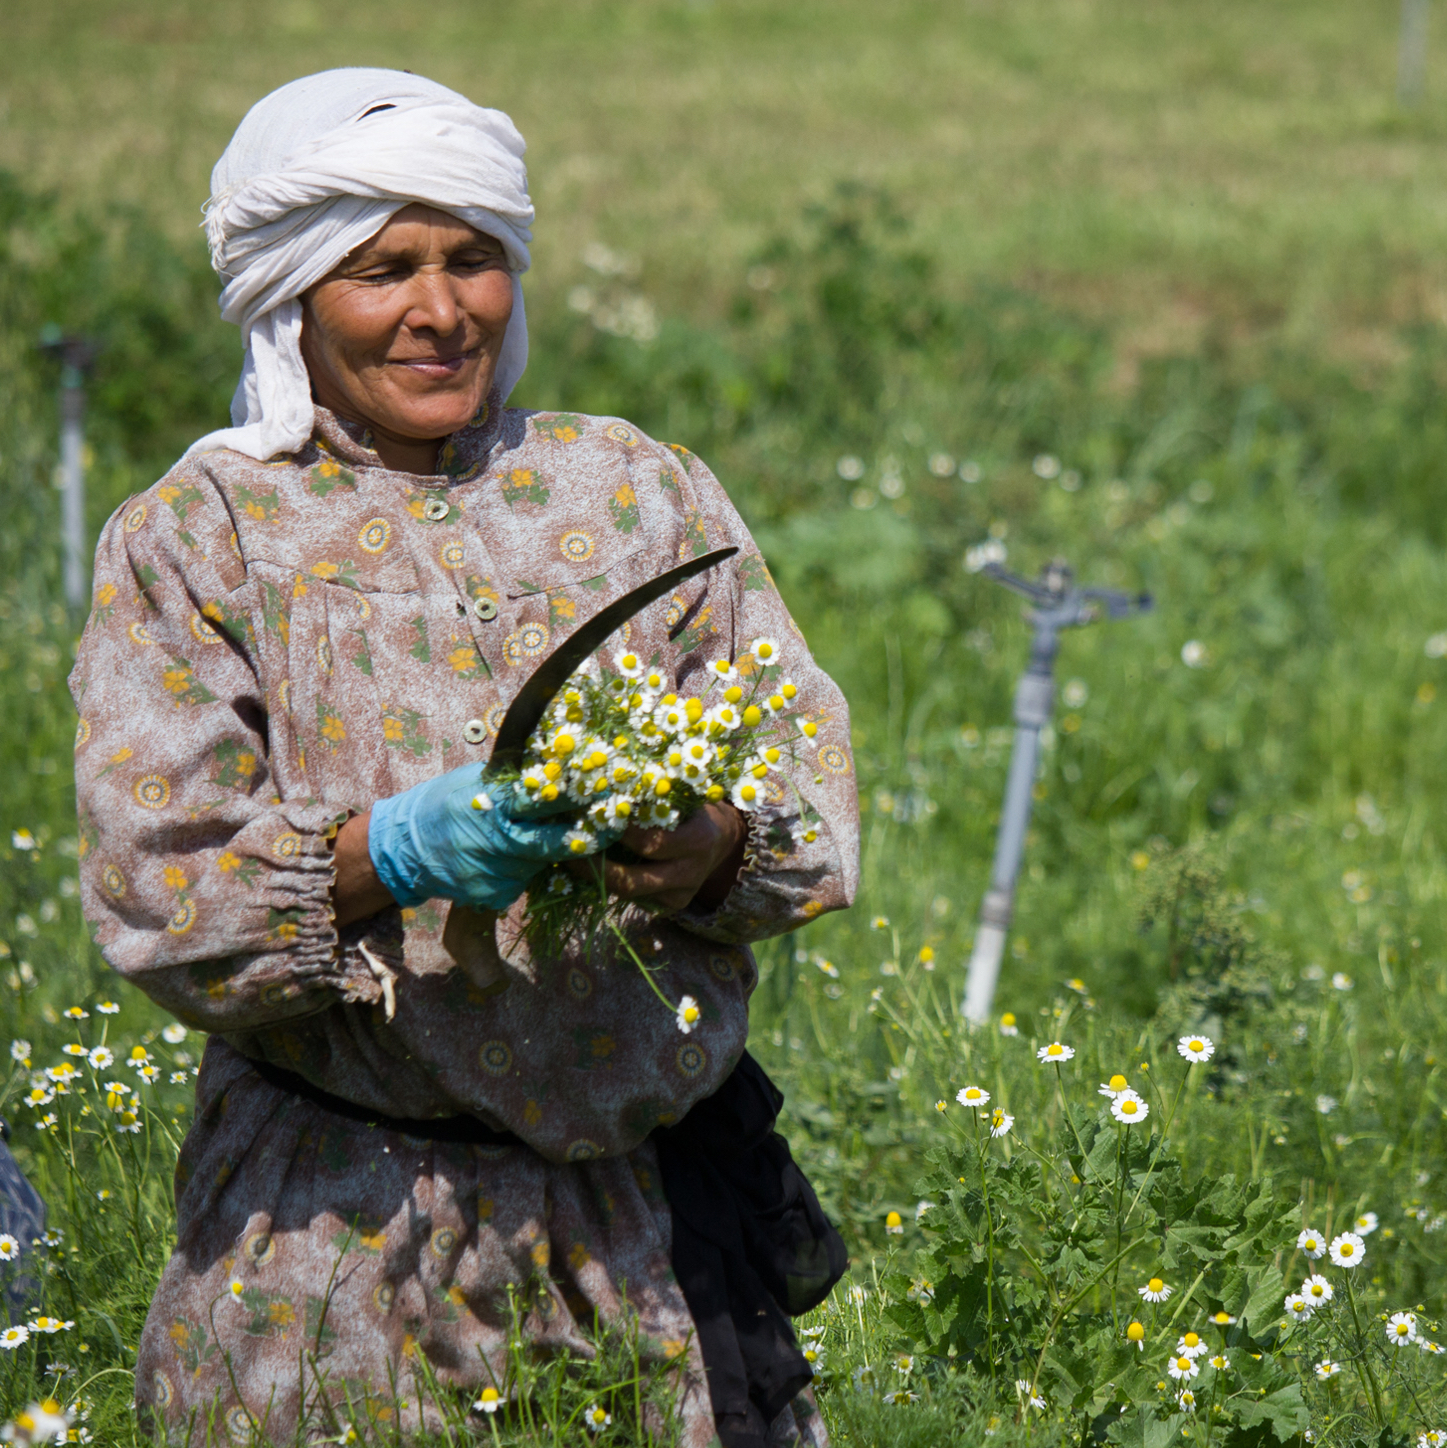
xmin=724 ymin=685 xmax=743 ymax=703
xmin=1121 ymin=1100 xmax=1138 ymax=1114
xmin=1127 ymin=1322 xmax=1145 ymax=1341
xmin=1188 ymin=1040 xmax=1204 ymax=1052
xmin=1177 ymin=1358 xmax=1190 ymax=1371
xmin=885 ymin=1211 xmax=902 ymax=1228
xmin=1047 ymin=1044 xmax=1063 ymax=1056
xmin=1341 ymin=1244 xmax=1354 ymax=1257
xmin=1109 ymin=1074 xmax=1128 ymax=1090
xmin=1002 ymin=1012 xmax=1016 ymax=1026
xmin=682 ymin=1005 xmax=699 ymax=1024
xmin=1148 ymin=1278 xmax=1165 ymax=1293
xmin=480 ymin=1388 xmax=500 ymax=1404
xmin=1183 ymin=1333 xmax=1199 ymax=1348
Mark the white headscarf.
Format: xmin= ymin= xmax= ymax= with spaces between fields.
xmin=191 ymin=68 xmax=534 ymax=461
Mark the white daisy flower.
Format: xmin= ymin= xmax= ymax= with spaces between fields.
xmin=1177 ymin=1035 xmax=1215 ymax=1063
xmin=614 ymin=650 xmax=645 ymax=679
xmin=582 ymin=1403 xmax=611 ymax=1432
xmin=1176 ymin=1331 xmax=1207 ymax=1358
xmin=0 ymin=1325 xmax=28 ymax=1350
xmin=161 ymin=1023 xmax=188 ymax=1044
xmin=28 ymin=1315 xmax=73 ymax=1334
xmin=1166 ymin=1354 xmax=1199 ymax=1381
xmin=894 ymin=1353 xmax=914 ymax=1375
xmin=96 ymin=1002 xmax=119 ymax=1015
xmin=169 ymin=1071 xmax=189 ymax=1085
xmin=1036 ymin=1042 xmax=1075 ymax=1063
xmin=1297 ymin=1228 xmax=1326 ymax=1259
xmin=1111 ymin=1091 xmax=1149 ymax=1125
xmin=1353 ymin=1211 xmax=1379 ymax=1235
xmin=654 ymin=699 xmax=690 ymax=734
xmin=1422 ymin=1341 xmax=1446 ymax=1355
xmin=474 ymin=1386 xmax=503 ymax=1415
xmin=675 ymin=996 xmax=701 ymax=1035
xmin=852 ymin=1364 xmax=876 ymax=1392
xmin=956 ymin=1085 xmax=990 ymax=1107
xmin=730 ymin=778 xmax=764 ymax=811
xmin=914 ymin=1201 xmax=934 ymax=1223
xmin=1331 ymin=972 xmax=1353 ymax=991
xmin=1014 ymin=1380 xmax=1046 ymax=1410
xmin=1283 ymin=1294 xmax=1313 ymax=1322
xmin=1315 ymin=1361 xmax=1341 ymax=1381
xmin=705 ymin=658 xmax=737 ymax=683
xmin=1302 ymin=1274 xmax=1333 ymax=1306
xmin=884 ymin=1211 xmax=904 ymax=1235
xmin=749 ymin=637 xmax=780 ymax=664
xmin=562 ymin=828 xmax=598 ymax=857
xmin=9 ymin=1040 xmax=30 ymax=1064
xmin=61 ymin=1044 xmax=86 ymax=1058
xmin=999 ymin=1013 xmax=1019 ymax=1036
xmin=1139 ymin=1277 xmax=1172 ymax=1303
xmin=709 ymin=703 xmax=743 ymax=733
xmin=989 ymin=1109 xmax=1014 ymax=1139
xmin=87 ymin=1047 xmax=113 ymax=1071
xmin=883 ymin=1389 xmax=920 ymax=1406
xmin=115 ymin=1109 xmax=141 ymax=1134
xmin=1418 ymin=1433 xmax=1446 ymax=1448
xmin=1208 ymin=1354 xmax=1230 ymax=1372
xmin=0 ymin=1235 xmax=19 ymax=1261
xmin=790 ymin=820 xmax=820 ymax=847
xmin=1387 ymin=1311 xmax=1419 ymax=1346
xmin=63 ymin=1006 xmax=88 ymax=1021
xmin=1099 ymin=1074 xmax=1129 ymax=1098
xmin=1329 ymin=1232 xmax=1365 ymax=1267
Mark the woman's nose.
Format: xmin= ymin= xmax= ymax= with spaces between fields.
xmin=404 ymin=271 xmax=464 ymax=338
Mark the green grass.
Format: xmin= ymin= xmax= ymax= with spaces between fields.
xmin=7 ymin=2 xmax=1447 ymax=1440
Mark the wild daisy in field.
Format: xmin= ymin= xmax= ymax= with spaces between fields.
xmin=1167 ymin=1354 xmax=1199 ymax=1381
xmin=914 ymin=1201 xmax=933 ymax=1223
xmin=1315 ymin=1361 xmax=1341 ymax=1381
xmin=934 ymin=1100 xmax=947 ymax=1114
xmin=0 ymin=1325 xmax=28 ymax=1350
xmin=87 ymin=1046 xmax=113 ymax=1071
xmin=989 ymin=1109 xmax=1014 ymax=1138
xmin=1099 ymin=1074 xmax=1129 ymax=1098
xmin=1176 ymin=1331 xmax=1207 ymax=1358
xmin=1284 ymin=1293 xmax=1313 ymax=1322
xmin=1111 ymin=1090 xmax=1149 ymax=1125
xmin=474 ymin=1387 xmax=502 ymax=1415
xmin=999 ymin=1012 xmax=1019 ymax=1036
xmin=1387 ymin=1312 xmax=1419 ymax=1346
xmin=1208 ymin=1354 xmax=1230 ymax=1372
xmin=800 ymin=1342 xmax=826 ymax=1375
xmin=1353 ymin=1211 xmax=1379 ymax=1235
xmin=9 ymin=1040 xmax=29 ymax=1065
xmin=1126 ymin=1322 xmax=1145 ymax=1349
xmin=1297 ymin=1228 xmax=1327 ymax=1259
xmin=884 ymin=1212 xmax=903 ymax=1236
xmin=1177 ymin=1390 xmax=1197 ymax=1412
xmin=1209 ymin=1310 xmax=1236 ymax=1326
xmin=883 ymin=1390 xmax=920 ymax=1406
xmin=956 ymin=1085 xmax=989 ymax=1107
xmin=0 ymin=1236 xmax=18 ymax=1262
xmin=1177 ymin=1034 xmax=1214 ymax=1063
xmin=96 ymin=1002 xmax=119 ymax=1015
xmin=1015 ymin=1380 xmax=1047 ymax=1410
xmin=582 ymin=1404 xmax=610 ymax=1432
xmin=1140 ymin=1277 xmax=1172 ymax=1303
xmin=1037 ymin=1042 xmax=1074 ymax=1063
xmin=852 ymin=1365 xmax=877 ymax=1392
xmin=1302 ymin=1274 xmax=1333 ymax=1306
xmin=1418 ymin=1431 xmax=1445 ymax=1448
xmin=1329 ymin=1232 xmax=1365 ymax=1267
xmin=674 ymin=996 xmax=701 ymax=1035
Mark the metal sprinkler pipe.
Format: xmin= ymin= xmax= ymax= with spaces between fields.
xmin=961 ymin=557 xmax=1152 ymax=1025
xmin=38 ymin=327 xmax=99 ymax=618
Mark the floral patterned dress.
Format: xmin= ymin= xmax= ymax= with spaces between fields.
xmin=69 ymin=398 xmax=859 ymax=1445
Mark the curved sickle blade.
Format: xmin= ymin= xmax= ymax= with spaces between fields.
xmin=488 ymin=545 xmax=739 ymax=769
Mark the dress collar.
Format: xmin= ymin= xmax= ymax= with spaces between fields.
xmin=307 ymin=388 xmax=506 ymax=482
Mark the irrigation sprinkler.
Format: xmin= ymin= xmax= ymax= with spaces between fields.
xmin=961 ymin=557 xmax=1152 ymax=1025
xmin=1399 ymin=0 xmax=1430 ymax=107
xmin=38 ymin=327 xmax=99 ymax=617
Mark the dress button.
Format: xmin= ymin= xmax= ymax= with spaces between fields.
xmin=423 ymin=498 xmax=450 ymax=522
xmin=463 ymin=719 xmax=488 ymax=744
xmin=472 ymin=596 xmax=498 ymax=621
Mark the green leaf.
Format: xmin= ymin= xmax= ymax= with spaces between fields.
xmin=1107 ymin=1404 xmax=1187 ymax=1448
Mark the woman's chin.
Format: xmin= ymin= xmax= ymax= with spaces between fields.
xmin=369 ymin=383 xmax=491 ymax=442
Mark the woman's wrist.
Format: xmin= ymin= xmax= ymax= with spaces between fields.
xmin=333 ymin=811 xmax=396 ymax=927
xmin=687 ymin=804 xmax=748 ymax=914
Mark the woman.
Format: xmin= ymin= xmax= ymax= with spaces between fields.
xmin=69 ymin=68 xmax=858 ymax=1447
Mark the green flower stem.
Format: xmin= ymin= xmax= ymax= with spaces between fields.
xmin=1053 ymin=1062 xmax=1094 ymax=1183
xmin=1111 ymin=1123 xmax=1126 ymax=1325
xmin=971 ymin=1107 xmax=1000 ymax=1381
xmin=1342 ymin=1271 xmax=1386 ymax=1425
xmin=1163 ymin=1269 xmax=1208 ymax=1333
xmin=607 ymin=918 xmax=681 ymax=1016
xmin=1118 ymin=1064 xmax=1193 ymax=1236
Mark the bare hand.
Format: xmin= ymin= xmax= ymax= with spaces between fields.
xmin=573 ymin=803 xmax=747 ymax=914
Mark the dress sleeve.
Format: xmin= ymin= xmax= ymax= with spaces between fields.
xmin=69 ymin=474 xmax=379 ymax=1032
xmin=660 ymin=446 xmax=861 ymax=945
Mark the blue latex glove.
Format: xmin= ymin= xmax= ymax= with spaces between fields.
xmin=368 ymin=768 xmax=606 ymax=913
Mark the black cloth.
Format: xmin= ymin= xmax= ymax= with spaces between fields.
xmin=654 ymin=1052 xmax=847 ymax=1448
xmin=243 ymin=1058 xmax=521 ymax=1147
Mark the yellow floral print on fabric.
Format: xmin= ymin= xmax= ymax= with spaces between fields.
xmin=357 ymin=518 xmax=391 ymax=554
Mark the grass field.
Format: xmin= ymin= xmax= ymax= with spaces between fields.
xmin=5 ymin=1 xmax=1447 ymax=1442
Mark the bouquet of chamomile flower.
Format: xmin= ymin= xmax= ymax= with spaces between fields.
xmin=503 ymin=636 xmax=821 ymax=967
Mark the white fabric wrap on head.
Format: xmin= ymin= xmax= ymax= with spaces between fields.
xmin=190 ymin=68 xmax=534 ymax=461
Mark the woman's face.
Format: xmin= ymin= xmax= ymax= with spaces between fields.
xmin=300 ymin=203 xmax=513 ymax=458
